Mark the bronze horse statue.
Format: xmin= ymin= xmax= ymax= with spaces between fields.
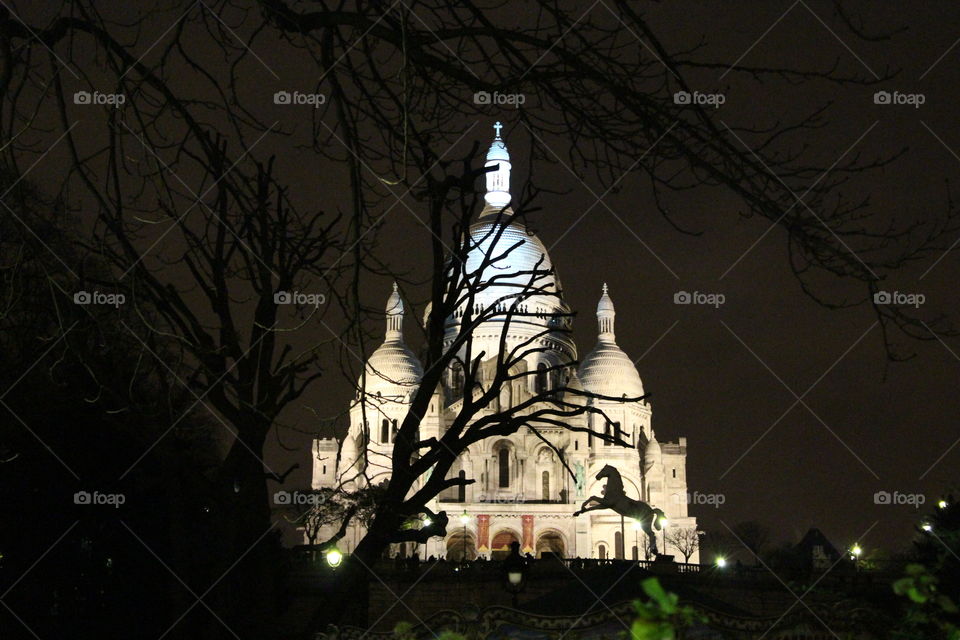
xmin=573 ymin=464 xmax=666 ymax=555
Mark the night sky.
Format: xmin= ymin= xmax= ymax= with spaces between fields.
xmin=10 ymin=1 xmax=960 ymax=555
xmin=264 ymin=2 xmax=960 ymax=554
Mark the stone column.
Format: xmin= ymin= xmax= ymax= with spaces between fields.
xmin=521 ymin=514 xmax=534 ymax=554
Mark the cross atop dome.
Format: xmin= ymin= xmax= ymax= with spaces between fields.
xmin=484 ymin=121 xmax=512 ymax=209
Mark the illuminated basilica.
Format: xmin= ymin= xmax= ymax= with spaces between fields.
xmin=312 ymin=124 xmax=698 ymax=562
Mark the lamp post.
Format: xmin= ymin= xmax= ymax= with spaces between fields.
xmin=632 ymin=519 xmax=642 ymax=561
xmin=421 ymin=516 xmax=432 ymax=560
xmin=659 ymin=515 xmax=669 ymax=557
xmin=459 ymin=510 xmax=470 ymax=567
xmin=850 ymin=544 xmax=862 ymax=571
xmin=502 ymin=540 xmax=527 ymax=608
xmin=325 ymin=546 xmax=343 ymax=569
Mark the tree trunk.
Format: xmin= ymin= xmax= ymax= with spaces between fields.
xmin=215 ymin=428 xmax=276 ymax=639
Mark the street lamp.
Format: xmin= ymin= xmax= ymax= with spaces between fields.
xmin=459 ymin=510 xmax=470 ymax=566
xmin=850 ymin=544 xmax=862 ymax=570
xmin=716 ymin=556 xmax=727 ymax=569
xmin=659 ymin=515 xmax=668 ymax=557
xmin=421 ymin=516 xmax=433 ymax=560
xmin=325 ymin=547 xmax=343 ymax=569
xmin=938 ymin=499 xmax=948 ymax=509
xmin=921 ymin=523 xmax=933 ymax=532
xmin=632 ymin=519 xmax=642 ymax=561
xmin=502 ymin=540 xmax=527 ymax=608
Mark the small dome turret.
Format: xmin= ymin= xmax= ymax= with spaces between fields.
xmin=644 ymin=430 xmax=662 ymax=472
xmin=578 ymin=285 xmax=644 ymax=399
xmin=360 ymin=283 xmax=423 ymax=399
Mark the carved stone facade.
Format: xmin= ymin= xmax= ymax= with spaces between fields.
xmin=312 ymin=124 xmax=698 ymax=562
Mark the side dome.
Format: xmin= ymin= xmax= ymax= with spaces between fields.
xmin=578 ymin=284 xmax=645 ymax=399
xmin=643 ymin=430 xmax=662 ymax=471
xmin=360 ymin=283 xmax=423 ymax=399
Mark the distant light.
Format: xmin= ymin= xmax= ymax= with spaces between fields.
xmin=326 ymin=548 xmax=343 ymax=568
xmin=659 ymin=516 xmax=669 ymax=526
xmin=459 ymin=511 xmax=470 ymax=526
xmin=938 ymin=500 xmax=948 ymax=509
xmin=922 ymin=523 xmax=933 ymax=532
xmin=632 ymin=519 xmax=642 ymax=531
xmin=508 ymin=570 xmax=523 ymax=586
xmin=716 ymin=556 xmax=727 ymax=568
xmin=423 ymin=517 xmax=432 ymax=527
xmin=851 ymin=544 xmax=862 ymax=557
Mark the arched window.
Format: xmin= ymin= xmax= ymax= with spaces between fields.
xmin=381 ymin=419 xmax=390 ymax=443
xmin=615 ymin=531 xmax=623 ymax=559
xmin=392 ymin=419 xmax=398 ymax=440
xmin=598 ymin=544 xmax=607 ymax=560
xmin=613 ymin=422 xmax=621 ymax=443
xmin=632 ymin=545 xmax=638 ymax=561
xmin=498 ymin=448 xmax=510 ymax=488
xmin=536 ymin=363 xmax=548 ymax=394
xmin=541 ymin=471 xmax=550 ymax=501
xmin=457 ymin=470 xmax=466 ymax=502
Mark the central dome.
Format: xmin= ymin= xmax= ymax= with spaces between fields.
xmin=443 ymin=123 xmax=575 ymax=364
xmin=461 ymin=217 xmax=562 ymax=314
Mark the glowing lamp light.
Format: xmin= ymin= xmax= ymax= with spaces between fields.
xmin=938 ymin=500 xmax=948 ymax=509
xmin=659 ymin=516 xmax=669 ymax=527
xmin=325 ymin=548 xmax=343 ymax=568
xmin=851 ymin=544 xmax=862 ymax=557
xmin=423 ymin=517 xmax=432 ymax=528
xmin=922 ymin=523 xmax=933 ymax=532
xmin=507 ymin=570 xmax=524 ymax=586
xmin=459 ymin=511 xmax=470 ymax=526
xmin=716 ymin=556 xmax=727 ymax=568
xmin=632 ymin=519 xmax=642 ymax=531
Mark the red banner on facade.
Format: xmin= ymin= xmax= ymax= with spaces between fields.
xmin=521 ymin=514 xmax=534 ymax=553
xmin=477 ymin=514 xmax=490 ymax=552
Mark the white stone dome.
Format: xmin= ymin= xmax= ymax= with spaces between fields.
xmin=578 ymin=341 xmax=645 ymax=398
xmin=578 ymin=285 xmax=645 ymax=399
xmin=360 ymin=284 xmax=423 ymax=398
xmin=362 ymin=341 xmax=423 ymax=396
xmin=461 ymin=218 xmax=563 ymax=312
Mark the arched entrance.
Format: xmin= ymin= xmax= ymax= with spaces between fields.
xmin=490 ymin=529 xmax=520 ymax=561
xmin=535 ymin=530 xmax=566 ymax=558
xmin=445 ymin=531 xmax=477 ymax=562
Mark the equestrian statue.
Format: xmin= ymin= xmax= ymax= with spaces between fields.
xmin=572 ymin=464 xmax=666 ymax=555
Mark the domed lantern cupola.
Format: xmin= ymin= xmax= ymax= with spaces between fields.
xmin=484 ymin=121 xmax=512 ymax=210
